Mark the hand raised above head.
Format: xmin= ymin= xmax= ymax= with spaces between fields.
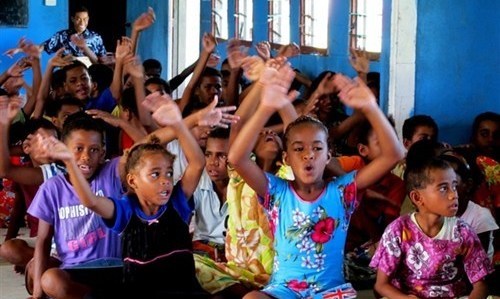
xmin=255 ymin=41 xmax=271 ymax=61
xmin=349 ymin=48 xmax=369 ymax=74
xmin=334 ymin=75 xmax=377 ymax=111
xmin=202 ymin=32 xmax=217 ymax=53
xmin=197 ymin=96 xmax=239 ymax=128
xmin=0 ymin=95 xmax=23 ymax=126
xmin=260 ymin=61 xmax=299 ymax=110
xmin=142 ymin=92 xmax=182 ymax=127
xmin=227 ymin=38 xmax=248 ymax=69
xmin=133 ymin=7 xmax=156 ymax=32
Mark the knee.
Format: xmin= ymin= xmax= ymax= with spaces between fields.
xmin=41 ymin=268 xmax=71 ymax=297
xmin=0 ymin=239 xmax=29 ymax=263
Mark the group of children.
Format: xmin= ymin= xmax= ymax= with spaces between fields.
xmin=0 ymin=5 xmax=498 ymax=299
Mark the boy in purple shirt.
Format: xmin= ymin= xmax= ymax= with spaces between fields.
xmin=28 ymin=111 xmax=124 ymax=299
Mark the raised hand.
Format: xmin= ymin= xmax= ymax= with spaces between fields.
xmin=260 ymin=60 xmax=298 ymax=110
xmin=315 ymin=72 xmax=337 ymax=96
xmin=207 ymin=53 xmax=221 ymax=68
xmin=333 ymin=75 xmax=376 ymax=110
xmin=70 ymin=34 xmax=88 ymax=50
xmin=197 ymin=95 xmax=239 ymax=128
xmin=133 ymin=7 xmax=156 ymax=32
xmin=241 ymin=55 xmax=265 ymax=81
xmin=202 ymin=32 xmax=217 ymax=53
xmin=142 ymin=92 xmax=182 ymax=127
xmin=86 ymin=109 xmax=122 ymax=127
xmin=124 ymin=56 xmax=144 ymax=79
xmin=227 ymin=38 xmax=248 ymax=69
xmin=0 ymin=96 xmax=23 ymax=125
xmin=31 ymin=134 xmax=73 ymax=162
xmin=48 ymin=48 xmax=74 ymax=68
xmin=301 ymin=98 xmax=319 ymax=117
xmin=255 ymin=41 xmax=271 ymax=61
xmin=6 ymin=58 xmax=30 ymax=77
xmin=115 ymin=37 xmax=133 ymax=60
xmin=277 ymin=42 xmax=300 ymax=58
xmin=349 ymin=48 xmax=369 ymax=74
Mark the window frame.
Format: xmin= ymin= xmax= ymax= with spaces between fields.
xmin=268 ymin=0 xmax=291 ymax=50
xmin=299 ymin=0 xmax=328 ymax=55
xmin=212 ymin=0 xmax=229 ymax=43
xmin=234 ymin=0 xmax=253 ymax=43
xmin=349 ymin=0 xmax=381 ymax=61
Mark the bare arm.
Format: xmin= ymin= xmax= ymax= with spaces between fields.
xmin=109 ymin=38 xmax=133 ymax=101
xmin=333 ymin=75 xmax=404 ymax=190
xmin=86 ymin=109 xmax=147 ymax=143
xmin=32 ymin=220 xmax=54 ymax=299
xmin=130 ymin=7 xmax=156 ymax=54
xmin=177 ymin=32 xmax=216 ymax=113
xmin=70 ymin=34 xmax=99 ymax=65
xmin=229 ymin=60 xmax=297 ymax=197
xmin=374 ymin=269 xmax=418 ymax=299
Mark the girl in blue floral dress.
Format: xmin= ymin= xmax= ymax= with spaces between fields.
xmin=228 ymin=62 xmax=404 ymax=299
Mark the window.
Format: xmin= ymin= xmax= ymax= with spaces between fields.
xmin=268 ymin=0 xmax=290 ymax=46
xmin=235 ymin=0 xmax=253 ymax=41
xmin=300 ymin=0 xmax=328 ymax=54
xmin=212 ymin=0 xmax=228 ymax=40
xmin=349 ymin=0 xmax=383 ymax=59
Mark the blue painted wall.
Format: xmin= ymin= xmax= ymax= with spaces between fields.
xmin=415 ymin=0 xmax=500 ymax=145
xmin=0 ymin=0 xmax=68 ymax=83
xmin=200 ymin=0 xmax=391 ymax=111
xmin=126 ymin=0 xmax=170 ymax=79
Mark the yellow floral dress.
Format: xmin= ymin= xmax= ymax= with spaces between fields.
xmin=195 ymin=164 xmax=294 ymax=294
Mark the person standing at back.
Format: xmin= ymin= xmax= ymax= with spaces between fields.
xmin=41 ymin=6 xmax=107 ymax=65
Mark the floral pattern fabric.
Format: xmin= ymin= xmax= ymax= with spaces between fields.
xmin=261 ymin=171 xmax=358 ymax=298
xmin=43 ymin=28 xmax=107 ymax=57
xmin=370 ymin=214 xmax=493 ymax=298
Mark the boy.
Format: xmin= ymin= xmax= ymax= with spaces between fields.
xmin=28 ymin=112 xmax=124 ymax=299
xmin=393 ymin=114 xmax=438 ymax=214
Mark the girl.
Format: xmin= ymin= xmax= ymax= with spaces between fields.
xmin=228 ymin=61 xmax=404 ymax=298
xmin=35 ymin=98 xmax=208 ymax=298
xmin=370 ymin=156 xmax=493 ymax=298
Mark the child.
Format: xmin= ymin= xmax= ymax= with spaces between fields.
xmin=27 ymin=112 xmax=124 ymax=299
xmin=228 ymin=61 xmax=404 ymax=298
xmin=36 ymin=95 xmax=208 ymax=297
xmin=370 ymin=156 xmax=493 ymax=298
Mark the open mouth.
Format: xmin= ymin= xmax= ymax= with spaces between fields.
xmin=79 ymin=164 xmax=91 ymax=175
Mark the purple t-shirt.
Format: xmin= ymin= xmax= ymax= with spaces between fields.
xmin=28 ymin=158 xmax=124 ymax=268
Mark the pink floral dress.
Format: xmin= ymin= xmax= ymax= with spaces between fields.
xmin=370 ymin=214 xmax=493 ymax=298
xmin=261 ymin=172 xmax=359 ymax=299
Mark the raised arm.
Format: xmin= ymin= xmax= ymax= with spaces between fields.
xmin=86 ymin=109 xmax=147 ymax=142
xmin=228 ymin=60 xmax=297 ymax=197
xmin=177 ymin=32 xmax=216 ymax=112
xmin=130 ymin=7 xmax=156 ymax=54
xmin=142 ymin=93 xmax=205 ymax=198
xmin=34 ymin=134 xmax=115 ymax=219
xmin=349 ymin=48 xmax=370 ymax=83
xmin=109 ymin=37 xmax=133 ymax=101
xmin=333 ymin=75 xmax=404 ymax=190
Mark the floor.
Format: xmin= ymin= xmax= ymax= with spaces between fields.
xmin=0 ymin=228 xmax=30 ymax=299
xmin=0 ymin=228 xmax=375 ymax=298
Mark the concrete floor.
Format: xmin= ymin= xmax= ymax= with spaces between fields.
xmin=0 ymin=228 xmax=375 ymax=299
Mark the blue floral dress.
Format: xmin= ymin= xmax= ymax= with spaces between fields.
xmin=261 ymin=172 xmax=359 ymax=299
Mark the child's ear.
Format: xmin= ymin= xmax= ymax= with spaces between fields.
xmin=403 ymin=138 xmax=412 ymax=150
xmin=326 ymin=149 xmax=332 ymax=163
xmin=357 ymin=143 xmax=368 ymax=158
xmin=282 ymin=151 xmax=289 ymax=165
xmin=126 ymin=173 xmax=137 ymax=190
xmin=409 ymin=189 xmax=423 ymax=208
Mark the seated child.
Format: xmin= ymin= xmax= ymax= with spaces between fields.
xmin=229 ymin=62 xmax=404 ymax=298
xmin=370 ymin=156 xmax=494 ymax=298
xmin=28 ymin=112 xmax=125 ymax=299
xmin=35 ymin=94 xmax=208 ymax=298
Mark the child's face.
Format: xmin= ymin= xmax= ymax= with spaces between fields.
xmin=64 ymin=129 xmax=105 ymax=179
xmin=254 ymin=129 xmax=282 ymax=161
xmin=405 ymin=125 xmax=436 ymax=149
xmin=127 ymin=152 xmax=174 ymax=207
xmin=473 ymin=119 xmax=499 ymax=157
xmin=64 ymin=66 xmax=92 ymax=101
xmin=283 ymin=124 xmax=331 ymax=185
xmin=358 ymin=130 xmax=381 ymax=162
xmin=196 ymin=76 xmax=222 ymax=104
xmin=53 ymin=105 xmax=82 ymax=130
xmin=205 ymin=137 xmax=229 ymax=182
xmin=413 ymin=167 xmax=459 ymax=217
